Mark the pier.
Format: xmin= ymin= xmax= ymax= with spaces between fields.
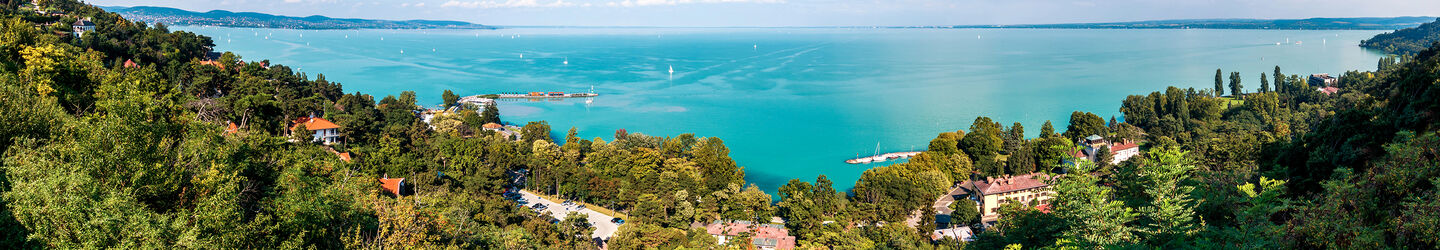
xmin=490 ymin=91 xmax=597 ymax=99
xmin=845 ymin=151 xmax=923 ymax=164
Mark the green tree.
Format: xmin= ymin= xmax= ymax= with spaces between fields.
xmin=1040 ymin=120 xmax=1056 ymax=138
xmin=950 ymin=200 xmax=980 ymax=225
xmin=441 ymin=89 xmax=459 ymax=108
xmin=1052 ymin=162 xmax=1137 ymax=247
xmin=1135 ymin=147 xmax=1201 ymax=247
xmin=1228 ymin=71 xmax=1244 ymax=97
xmin=480 ymin=103 xmax=501 ymax=124
xmin=1259 ymin=73 xmax=1270 ymax=93
xmin=1273 ymin=66 xmax=1284 ymax=93
xmin=1063 ymin=111 xmax=1107 ymax=142
xmin=1214 ymin=68 xmax=1225 ymax=96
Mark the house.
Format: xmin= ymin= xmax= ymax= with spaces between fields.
xmin=1072 ymin=135 xmax=1139 ymax=164
xmin=223 ymin=121 xmax=239 ymax=135
xmin=482 ymin=123 xmax=504 ymax=131
xmin=1318 ymin=86 xmax=1339 ymax=95
xmin=953 ymin=173 xmax=1057 ymax=224
xmin=1308 ymin=73 xmax=1337 ymax=87
xmin=705 ymin=220 xmax=796 ymax=250
xmin=289 ymin=116 xmax=342 ymax=145
xmin=931 ymin=227 xmax=975 ymax=242
xmin=380 ymin=175 xmax=405 ymax=196
xmin=123 ymin=59 xmax=138 ymax=68
xmin=72 ymin=18 xmax=94 ymax=37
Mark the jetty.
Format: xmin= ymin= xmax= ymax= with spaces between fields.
xmin=845 ymin=151 xmax=923 ymax=164
xmin=493 ymin=92 xmax=597 ymax=99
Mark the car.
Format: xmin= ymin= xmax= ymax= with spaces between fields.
xmin=611 ymin=218 xmax=625 ymax=225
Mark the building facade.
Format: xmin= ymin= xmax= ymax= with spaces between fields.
xmin=290 ymin=116 xmax=342 ymax=145
xmin=953 ymin=173 xmax=1057 ymax=223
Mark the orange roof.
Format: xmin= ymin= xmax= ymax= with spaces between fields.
xmin=337 ymin=152 xmax=352 ymax=162
xmin=290 ymin=117 xmax=341 ymax=131
xmin=123 ymin=59 xmax=138 ymax=68
xmin=705 ymin=222 xmax=795 ymax=249
xmin=970 ymin=173 xmax=1054 ymax=195
xmin=1036 ymin=204 xmax=1053 ymax=214
xmin=1111 ymin=140 xmax=1139 ymax=152
xmin=380 ymin=178 xmax=403 ymax=196
xmin=224 ymin=122 xmax=239 ymax=135
xmin=198 ymin=60 xmax=226 ymax=69
xmin=483 ymin=123 xmax=503 ymax=129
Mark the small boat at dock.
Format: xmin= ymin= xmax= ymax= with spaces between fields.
xmin=845 ymin=151 xmax=923 ymax=164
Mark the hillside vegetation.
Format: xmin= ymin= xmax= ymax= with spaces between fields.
xmin=2 ymin=0 xmax=1440 ymax=249
xmin=1362 ymin=17 xmax=1440 ymax=55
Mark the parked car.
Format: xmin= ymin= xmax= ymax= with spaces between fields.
xmin=611 ymin=218 xmax=625 ymax=225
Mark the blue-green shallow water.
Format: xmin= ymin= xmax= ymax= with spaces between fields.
xmin=178 ymin=26 xmax=1385 ymax=195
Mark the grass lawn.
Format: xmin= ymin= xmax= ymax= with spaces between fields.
xmin=528 ymin=190 xmax=629 ymax=220
xmin=1218 ymin=96 xmax=1246 ymax=106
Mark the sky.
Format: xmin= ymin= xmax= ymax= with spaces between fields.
xmin=86 ymin=0 xmax=1440 ymax=27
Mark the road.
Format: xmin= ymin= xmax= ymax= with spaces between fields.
xmin=519 ymin=190 xmax=621 ymax=241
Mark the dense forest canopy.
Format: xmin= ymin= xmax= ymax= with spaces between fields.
xmin=1362 ymin=17 xmax=1440 ymax=55
xmin=2 ymin=1 xmax=1440 ymax=249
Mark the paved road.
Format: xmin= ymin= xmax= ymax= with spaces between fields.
xmin=519 ymin=190 xmax=620 ymax=240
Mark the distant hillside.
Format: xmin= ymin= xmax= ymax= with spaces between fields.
xmin=101 ymin=6 xmax=496 ymax=30
xmin=949 ymin=17 xmax=1436 ymax=30
xmin=1361 ymin=18 xmax=1440 ymax=55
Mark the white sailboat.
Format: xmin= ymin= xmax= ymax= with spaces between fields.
xmin=668 ymin=65 xmax=674 ymax=75
xmin=563 ymin=57 xmax=569 ymax=65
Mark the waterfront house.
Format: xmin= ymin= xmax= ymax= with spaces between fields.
xmin=952 ymin=173 xmax=1057 ymax=224
xmin=72 ymin=18 xmax=94 ymax=37
xmin=289 ymin=116 xmax=342 ymax=145
xmin=1309 ymin=73 xmax=1337 ymax=87
xmin=705 ymin=220 xmax=796 ymax=250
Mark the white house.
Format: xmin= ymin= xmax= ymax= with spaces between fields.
xmin=290 ymin=116 xmax=342 ymax=145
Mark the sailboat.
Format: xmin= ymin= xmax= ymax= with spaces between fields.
xmin=870 ymin=142 xmax=886 ymax=163
xmin=563 ymin=57 xmax=569 ymax=65
xmin=668 ymin=65 xmax=674 ymax=75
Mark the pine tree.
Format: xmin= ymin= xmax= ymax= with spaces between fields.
xmin=1041 ymin=120 xmax=1056 ymax=138
xmin=1214 ymin=69 xmax=1225 ymax=96
xmin=1273 ymin=66 xmax=1284 ymax=93
xmin=1259 ymin=73 xmax=1270 ymax=93
xmin=1228 ymin=72 xmax=1244 ymax=97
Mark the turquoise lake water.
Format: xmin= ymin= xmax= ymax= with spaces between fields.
xmin=178 ymin=26 xmax=1386 ymax=194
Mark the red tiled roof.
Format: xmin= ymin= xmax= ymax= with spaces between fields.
xmin=380 ymin=178 xmax=403 ymax=196
xmin=224 ymin=122 xmax=239 ymax=135
xmin=290 ymin=117 xmax=341 ymax=131
xmin=483 ymin=123 xmax=503 ymax=129
xmin=1319 ymin=87 xmax=1339 ymax=95
xmin=123 ymin=59 xmax=138 ymax=68
xmin=337 ymin=152 xmax=352 ymax=162
xmin=971 ymin=173 xmax=1054 ymax=195
xmin=1111 ymin=140 xmax=1139 ymax=152
xmin=705 ymin=222 xmax=796 ymax=250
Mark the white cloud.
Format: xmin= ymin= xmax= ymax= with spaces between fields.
xmin=283 ymin=0 xmax=302 ymax=3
